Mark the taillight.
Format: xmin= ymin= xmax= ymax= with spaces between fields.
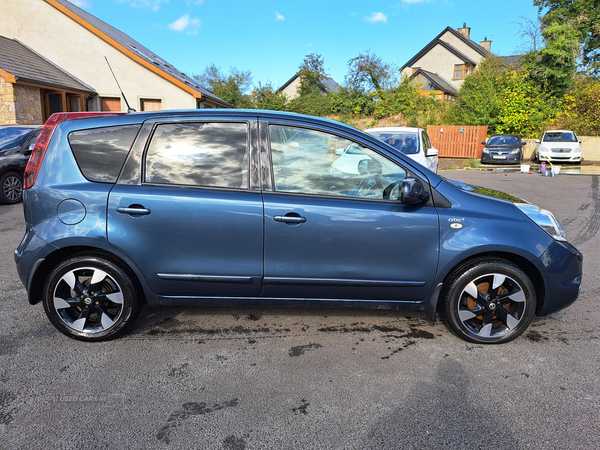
xmin=24 ymin=112 xmax=126 ymax=190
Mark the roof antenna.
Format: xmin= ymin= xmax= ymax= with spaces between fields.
xmin=105 ymin=57 xmax=136 ymax=113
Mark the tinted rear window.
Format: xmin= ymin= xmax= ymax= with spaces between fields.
xmin=68 ymin=125 xmax=141 ymax=183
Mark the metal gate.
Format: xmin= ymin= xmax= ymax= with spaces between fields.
xmin=427 ymin=125 xmax=488 ymax=158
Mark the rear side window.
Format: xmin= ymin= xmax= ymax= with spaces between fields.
xmin=144 ymin=122 xmax=248 ymax=189
xmin=69 ymin=125 xmax=141 ymax=183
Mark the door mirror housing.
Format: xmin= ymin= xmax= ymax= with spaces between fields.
xmin=426 ymin=147 xmax=439 ymax=157
xmin=400 ymin=177 xmax=430 ymax=205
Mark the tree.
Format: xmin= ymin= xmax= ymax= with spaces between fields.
xmin=194 ymin=64 xmax=253 ymax=108
xmin=534 ymin=0 xmax=600 ymax=75
xmin=297 ymin=53 xmax=329 ymax=97
xmin=521 ymin=21 xmax=580 ymax=97
xmin=449 ymin=55 xmax=506 ymax=129
xmin=252 ymin=82 xmax=288 ymax=111
xmin=345 ymin=51 xmax=395 ymax=94
xmin=559 ymin=76 xmax=600 ymax=135
xmin=513 ymin=15 xmax=543 ymax=53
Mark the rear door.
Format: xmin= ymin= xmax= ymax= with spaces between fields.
xmin=107 ymin=119 xmax=264 ymax=297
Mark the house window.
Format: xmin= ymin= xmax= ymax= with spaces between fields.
xmin=101 ymin=97 xmax=121 ymax=112
xmin=141 ymin=98 xmax=162 ymax=111
xmin=454 ymin=64 xmax=465 ymax=79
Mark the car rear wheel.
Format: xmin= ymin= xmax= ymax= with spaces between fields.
xmin=42 ymin=254 xmax=142 ymax=341
xmin=0 ymin=172 xmax=23 ymax=204
xmin=442 ymin=259 xmax=536 ymax=344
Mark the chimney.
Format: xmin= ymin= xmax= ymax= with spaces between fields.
xmin=480 ymin=36 xmax=492 ymax=52
xmin=457 ymin=22 xmax=471 ymax=39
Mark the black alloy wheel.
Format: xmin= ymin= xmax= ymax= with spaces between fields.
xmin=442 ymin=259 xmax=536 ymax=344
xmin=42 ymin=254 xmax=142 ymax=341
xmin=0 ymin=172 xmax=23 ymax=204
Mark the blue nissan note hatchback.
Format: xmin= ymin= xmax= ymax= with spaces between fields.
xmin=14 ymin=110 xmax=583 ymax=343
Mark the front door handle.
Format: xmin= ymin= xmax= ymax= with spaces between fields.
xmin=274 ymin=214 xmax=306 ymax=224
xmin=117 ymin=206 xmax=151 ymax=216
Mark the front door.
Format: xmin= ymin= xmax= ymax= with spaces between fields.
xmin=262 ymin=123 xmax=440 ymax=302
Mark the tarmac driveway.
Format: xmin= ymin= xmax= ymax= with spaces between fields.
xmin=1 ymin=170 xmax=599 ymax=449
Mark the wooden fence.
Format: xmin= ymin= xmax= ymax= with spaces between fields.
xmin=427 ymin=125 xmax=488 ymax=158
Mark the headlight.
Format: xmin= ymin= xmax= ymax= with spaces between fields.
xmin=538 ymin=145 xmax=549 ymax=153
xmin=510 ymin=149 xmax=519 ymax=154
xmin=482 ymin=148 xmax=489 ymax=153
xmin=515 ymin=203 xmax=567 ymax=241
xmin=574 ymin=147 xmax=582 ymax=153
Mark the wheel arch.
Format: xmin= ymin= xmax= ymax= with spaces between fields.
xmin=436 ymin=251 xmax=545 ymax=317
xmin=28 ymin=245 xmax=148 ymax=306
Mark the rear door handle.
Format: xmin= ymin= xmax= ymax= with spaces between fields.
xmin=117 ymin=206 xmax=151 ymax=216
xmin=274 ymin=215 xmax=306 ymax=224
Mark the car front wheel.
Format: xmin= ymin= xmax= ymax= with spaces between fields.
xmin=42 ymin=254 xmax=142 ymax=341
xmin=0 ymin=172 xmax=23 ymax=204
xmin=442 ymin=259 xmax=536 ymax=344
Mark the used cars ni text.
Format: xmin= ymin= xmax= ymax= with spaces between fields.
xmin=15 ymin=111 xmax=582 ymax=343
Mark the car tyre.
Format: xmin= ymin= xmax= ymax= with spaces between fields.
xmin=442 ymin=258 xmax=536 ymax=344
xmin=0 ymin=172 xmax=23 ymax=204
xmin=42 ymin=254 xmax=142 ymax=341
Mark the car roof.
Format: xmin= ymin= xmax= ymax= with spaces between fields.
xmin=490 ymin=133 xmax=520 ymax=138
xmin=365 ymin=127 xmax=421 ymax=133
xmin=544 ymin=130 xmax=575 ymax=133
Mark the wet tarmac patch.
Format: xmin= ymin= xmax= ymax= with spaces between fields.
xmin=0 ymin=390 xmax=16 ymax=425
xmin=223 ymin=434 xmax=246 ymax=450
xmin=289 ymin=343 xmax=322 ymax=357
xmin=156 ymin=398 xmax=239 ymax=444
xmin=292 ymin=399 xmax=310 ymax=415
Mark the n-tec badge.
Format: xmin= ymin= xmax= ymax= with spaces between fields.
xmin=450 ymin=223 xmax=463 ymax=229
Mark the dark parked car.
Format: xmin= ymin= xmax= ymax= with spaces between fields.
xmin=480 ymin=134 xmax=524 ymax=164
xmin=0 ymin=125 xmax=42 ymax=203
xmin=15 ymin=111 xmax=583 ymax=344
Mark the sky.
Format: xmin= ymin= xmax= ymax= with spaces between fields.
xmin=69 ymin=0 xmax=542 ymax=91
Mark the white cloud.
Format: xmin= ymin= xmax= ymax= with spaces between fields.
xmin=168 ymin=14 xmax=201 ymax=34
xmin=275 ymin=12 xmax=285 ymax=21
xmin=119 ymin=0 xmax=169 ymax=12
xmin=187 ymin=0 xmax=203 ymax=5
xmin=365 ymin=12 xmax=387 ymax=23
xmin=70 ymin=0 xmax=92 ymax=7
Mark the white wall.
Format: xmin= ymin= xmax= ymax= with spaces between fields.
xmin=0 ymin=0 xmax=198 ymax=111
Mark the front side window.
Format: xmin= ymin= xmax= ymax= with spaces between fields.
xmin=145 ymin=122 xmax=248 ymax=189
xmin=269 ymin=125 xmax=406 ymax=199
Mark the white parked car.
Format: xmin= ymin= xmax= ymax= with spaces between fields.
xmin=362 ymin=127 xmax=439 ymax=173
xmin=534 ymin=130 xmax=582 ymax=163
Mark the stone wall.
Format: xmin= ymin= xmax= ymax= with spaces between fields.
xmin=0 ymin=75 xmax=17 ymax=124
xmin=14 ymin=84 xmax=43 ymax=124
xmin=0 ymin=76 xmax=43 ymax=125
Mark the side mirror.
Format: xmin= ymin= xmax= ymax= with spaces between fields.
xmin=481 ymin=141 xmax=487 ymax=145
xmin=400 ymin=177 xmax=430 ymax=205
xmin=426 ymin=147 xmax=439 ymax=157
xmin=535 ymin=139 xmax=541 ymax=144
xmin=334 ymin=147 xmax=345 ymax=156
xmin=24 ymin=143 xmax=35 ymax=156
